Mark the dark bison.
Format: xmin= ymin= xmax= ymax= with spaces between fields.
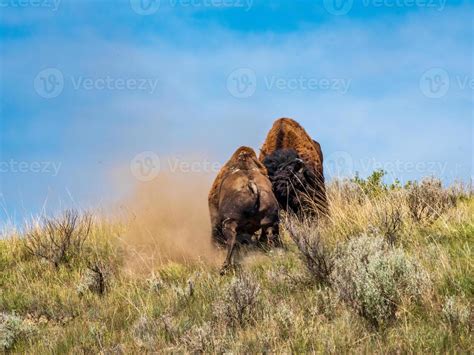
xmin=259 ymin=118 xmax=328 ymax=216
xmin=209 ymin=146 xmax=280 ymax=273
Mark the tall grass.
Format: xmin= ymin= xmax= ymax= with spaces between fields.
xmin=0 ymin=173 xmax=472 ymax=352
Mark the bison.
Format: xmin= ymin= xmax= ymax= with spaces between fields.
xmin=209 ymin=146 xmax=280 ymax=273
xmin=259 ymin=118 xmax=328 ymax=216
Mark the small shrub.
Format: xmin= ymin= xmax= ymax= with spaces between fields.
xmin=330 ymin=235 xmax=430 ymax=327
xmin=311 ymin=288 xmax=339 ymax=320
xmin=182 ymin=323 xmax=213 ymax=353
xmin=160 ymin=314 xmax=179 ymax=343
xmin=373 ymin=198 xmax=404 ymax=244
xmin=0 ymin=313 xmax=37 ymax=351
xmin=274 ymin=303 xmax=296 ymax=333
xmin=77 ymin=260 xmax=111 ymax=296
xmin=132 ymin=316 xmax=158 ymax=349
xmin=214 ymin=273 xmax=260 ymax=328
xmin=146 ymin=274 xmax=164 ymax=293
xmin=283 ymin=214 xmax=332 ymax=284
xmin=352 ymin=170 xmax=401 ymax=199
xmin=447 ymin=181 xmax=473 ymax=202
xmin=406 ymin=178 xmax=455 ymax=224
xmin=24 ymin=210 xmax=92 ymax=268
xmin=442 ymin=296 xmax=471 ymax=330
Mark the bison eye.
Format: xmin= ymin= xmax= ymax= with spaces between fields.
xmin=293 ymin=159 xmax=304 ymax=171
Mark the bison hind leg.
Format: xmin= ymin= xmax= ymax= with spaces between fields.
xmin=211 ymin=224 xmax=226 ymax=248
xmin=220 ymin=220 xmax=238 ymax=275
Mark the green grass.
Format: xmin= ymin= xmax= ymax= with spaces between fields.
xmin=0 ymin=178 xmax=472 ymax=353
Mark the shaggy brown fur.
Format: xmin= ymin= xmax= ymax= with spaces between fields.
xmin=209 ymin=146 xmax=279 ymax=273
xmin=259 ymin=118 xmax=328 ymax=215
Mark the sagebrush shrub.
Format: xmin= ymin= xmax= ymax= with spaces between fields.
xmin=77 ymin=260 xmax=111 ymax=296
xmin=442 ymin=296 xmax=470 ymax=330
xmin=311 ymin=288 xmax=339 ymax=320
xmin=406 ymin=178 xmax=455 ymax=223
xmin=24 ymin=210 xmax=92 ymax=267
xmin=146 ymin=275 xmax=164 ymax=293
xmin=283 ymin=214 xmax=332 ymax=284
xmin=214 ymin=273 xmax=260 ymax=328
xmin=132 ymin=316 xmax=158 ymax=349
xmin=330 ymin=235 xmax=429 ymax=327
xmin=182 ymin=323 xmax=213 ymax=352
xmin=274 ymin=303 xmax=296 ymax=333
xmin=0 ymin=313 xmax=36 ymax=351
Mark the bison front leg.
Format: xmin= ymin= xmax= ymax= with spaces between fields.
xmin=220 ymin=219 xmax=238 ymax=275
xmin=269 ymin=223 xmax=282 ymax=248
xmin=261 ymin=223 xmax=282 ymax=249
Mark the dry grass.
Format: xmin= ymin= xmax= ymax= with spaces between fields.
xmin=0 ymin=173 xmax=472 ymax=353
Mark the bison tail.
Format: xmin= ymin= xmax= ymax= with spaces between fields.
xmin=246 ymin=180 xmax=261 ymax=216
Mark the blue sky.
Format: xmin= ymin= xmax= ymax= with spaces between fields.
xmin=0 ymin=0 xmax=472 ymax=224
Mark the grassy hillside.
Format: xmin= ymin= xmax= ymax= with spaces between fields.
xmin=1 ymin=173 xmax=472 ymax=353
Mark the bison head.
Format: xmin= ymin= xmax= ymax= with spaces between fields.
xmin=263 ymin=148 xmax=316 ymax=214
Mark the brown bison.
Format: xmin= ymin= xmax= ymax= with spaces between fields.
xmin=209 ymin=146 xmax=280 ymax=273
xmin=259 ymin=118 xmax=328 ymax=216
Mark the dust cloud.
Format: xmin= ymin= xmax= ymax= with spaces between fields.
xmin=117 ymin=170 xmax=224 ymax=273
